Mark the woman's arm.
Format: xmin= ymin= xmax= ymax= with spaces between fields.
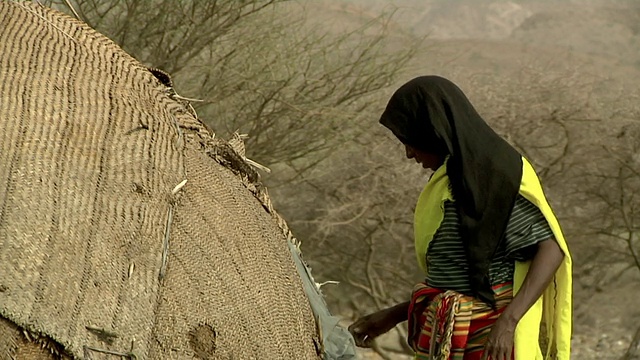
xmin=386 ymin=301 xmax=411 ymax=323
xmin=482 ymin=238 xmax=565 ymax=360
xmin=348 ymin=301 xmax=410 ymax=347
xmin=502 ymin=238 xmax=565 ymax=323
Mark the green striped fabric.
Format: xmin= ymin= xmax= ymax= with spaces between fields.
xmin=424 ymin=195 xmax=554 ymax=294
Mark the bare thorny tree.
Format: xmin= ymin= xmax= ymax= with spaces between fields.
xmin=292 ymin=134 xmax=424 ymax=358
xmin=583 ymin=124 xmax=640 ymax=360
xmin=47 ymin=0 xmax=416 ymax=172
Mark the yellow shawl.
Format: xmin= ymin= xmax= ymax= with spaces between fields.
xmin=414 ymin=157 xmax=572 ymax=359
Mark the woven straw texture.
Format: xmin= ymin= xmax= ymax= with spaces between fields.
xmin=0 ymin=2 xmax=320 ymax=359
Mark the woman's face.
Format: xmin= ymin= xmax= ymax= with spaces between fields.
xmin=405 ymin=144 xmax=443 ymax=171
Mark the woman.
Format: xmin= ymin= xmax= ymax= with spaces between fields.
xmin=348 ymin=76 xmax=572 ymax=360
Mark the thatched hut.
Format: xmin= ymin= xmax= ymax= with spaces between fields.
xmin=0 ymin=2 xmax=353 ymax=359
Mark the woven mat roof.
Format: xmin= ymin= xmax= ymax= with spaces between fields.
xmin=0 ymin=2 xmax=320 ymax=359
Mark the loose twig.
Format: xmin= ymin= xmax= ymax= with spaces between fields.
xmin=85 ymin=326 xmax=118 ymax=345
xmin=159 ymin=206 xmax=174 ymax=281
xmin=83 ymin=345 xmax=137 ymax=359
xmin=63 ymin=0 xmax=82 ymax=20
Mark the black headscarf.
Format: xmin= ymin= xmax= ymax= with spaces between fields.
xmin=380 ymin=75 xmax=523 ymax=305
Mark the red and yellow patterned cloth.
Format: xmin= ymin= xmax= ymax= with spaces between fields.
xmin=408 ymin=283 xmax=514 ymax=360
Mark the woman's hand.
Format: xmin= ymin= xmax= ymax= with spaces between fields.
xmin=348 ymin=302 xmax=409 ymax=348
xmin=481 ymin=314 xmax=517 ymax=360
xmin=348 ymin=308 xmax=397 ymax=347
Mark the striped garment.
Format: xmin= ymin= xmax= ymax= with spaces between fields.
xmin=425 ymin=194 xmax=554 ymax=294
xmin=408 ymin=282 xmax=514 ymax=360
